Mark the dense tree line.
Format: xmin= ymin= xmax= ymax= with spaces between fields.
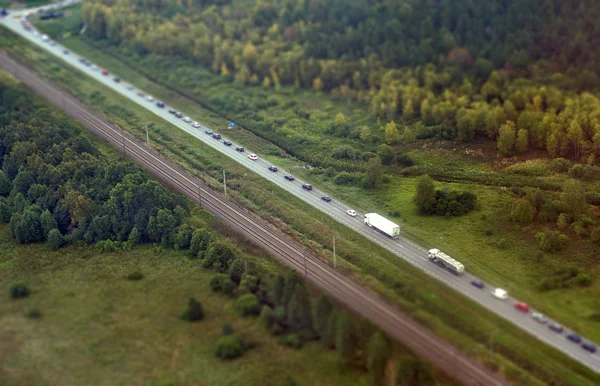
xmin=0 ymin=81 xmax=189 ymax=249
xmin=77 ymin=0 xmax=600 ymax=166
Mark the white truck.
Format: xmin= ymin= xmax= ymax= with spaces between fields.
xmin=427 ymin=248 xmax=465 ymax=275
xmin=364 ymin=213 xmax=400 ymax=239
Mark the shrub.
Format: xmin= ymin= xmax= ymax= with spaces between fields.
xmin=210 ymin=274 xmax=230 ymax=292
xmin=535 ymin=229 xmax=566 ymax=252
xmin=277 ymin=333 xmax=303 ymax=349
xmin=334 ymin=171 xmax=364 ymax=186
xmin=259 ymin=306 xmax=275 ymax=329
xmin=215 ymin=334 xmax=244 ymax=360
xmin=10 ymin=283 xmax=30 ymax=299
xmin=127 ymin=271 xmax=144 ymax=281
xmin=181 ymin=297 xmax=204 ymax=322
xmin=222 ymin=322 xmax=234 ymax=336
xmin=26 ymin=308 xmax=42 ymax=319
xmin=236 ymin=293 xmax=261 ymax=316
xmin=549 ymin=158 xmax=572 ymax=173
xmin=396 ymin=154 xmax=414 ymax=167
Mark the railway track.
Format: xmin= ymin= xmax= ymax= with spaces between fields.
xmin=0 ymin=50 xmax=509 ymax=386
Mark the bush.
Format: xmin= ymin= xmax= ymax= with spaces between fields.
xmin=181 ymin=297 xmax=204 ymax=322
xmin=26 ymin=308 xmax=42 ymax=319
xmin=538 ymin=267 xmax=593 ymax=290
xmin=222 ymin=322 xmax=234 ymax=336
xmin=396 ymin=154 xmax=414 ymax=167
xmin=277 ymin=333 xmax=303 ymax=349
xmin=215 ymin=334 xmax=244 ymax=360
xmin=236 ymin=293 xmax=261 ymax=316
xmin=333 ymin=171 xmax=364 ymax=186
xmin=549 ymin=158 xmax=572 ymax=173
xmin=535 ymin=229 xmax=567 ymax=252
xmin=127 ymin=271 xmax=144 ymax=281
xmin=10 ymin=283 xmax=30 ymax=299
xmin=210 ymin=274 xmax=230 ymax=292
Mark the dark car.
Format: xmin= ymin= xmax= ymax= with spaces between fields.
xmin=582 ymin=342 xmax=597 ymax=353
xmin=62 ymin=49 xmax=69 ymax=55
xmin=113 ymin=77 xmax=121 ymax=83
xmin=235 ymin=146 xmax=245 ymax=152
xmin=175 ymin=112 xmax=183 ymax=118
xmin=156 ymin=101 xmax=165 ymax=108
xmin=168 ymin=108 xmax=176 ymax=114
xmin=302 ymin=183 xmax=313 ymax=191
xmin=268 ymin=165 xmax=278 ymax=172
xmin=321 ymin=195 xmax=332 ymax=202
xmin=566 ymin=333 xmax=582 ymax=343
xmin=471 ymin=280 xmax=485 ymax=289
xmin=548 ymin=322 xmax=564 ymax=333
xmin=223 ymin=140 xmax=232 ymax=146
xmin=212 ymin=133 xmax=222 ymax=140
xmin=284 ymin=174 xmax=295 ymax=181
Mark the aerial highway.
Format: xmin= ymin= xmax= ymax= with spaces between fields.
xmin=1 ymin=3 xmax=599 ymax=376
xmin=0 ymin=49 xmax=509 ymax=386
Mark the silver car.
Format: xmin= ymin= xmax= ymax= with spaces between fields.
xmin=532 ymin=312 xmax=548 ymax=324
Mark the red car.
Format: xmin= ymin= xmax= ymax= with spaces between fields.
xmin=102 ymin=69 xmax=109 ymax=76
xmin=514 ymin=302 xmax=529 ymax=313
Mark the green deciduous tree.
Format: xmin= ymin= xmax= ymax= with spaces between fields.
xmin=413 ymin=175 xmax=436 ymax=214
xmin=367 ymin=332 xmax=391 ymax=386
xmin=562 ymin=179 xmax=587 ymax=217
xmin=456 ymin=114 xmax=475 ymax=142
xmin=39 ymin=209 xmax=57 ymax=240
xmin=377 ymin=144 xmax=394 ymax=166
xmin=314 ymin=294 xmax=333 ymax=342
xmin=272 ymin=274 xmax=285 ymax=306
xmin=287 ymin=283 xmax=316 ymax=341
xmin=128 ymin=227 xmax=140 ymax=246
xmin=181 ymin=297 xmax=204 ymax=322
xmin=512 ymin=200 xmax=535 ymax=223
xmin=515 ymin=129 xmax=529 ymax=154
xmin=336 ymin=311 xmax=357 ymax=367
xmin=385 ymin=121 xmax=400 ymax=145
xmin=236 ymin=293 xmax=261 ymax=316
xmin=497 ymin=121 xmax=517 ymax=155
xmin=364 ymin=158 xmax=383 ymax=188
xmin=215 ymin=334 xmax=244 ymax=360
xmin=395 ymin=357 xmax=435 ymax=386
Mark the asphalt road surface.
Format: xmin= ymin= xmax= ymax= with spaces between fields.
xmin=2 ymin=2 xmax=599 ymax=376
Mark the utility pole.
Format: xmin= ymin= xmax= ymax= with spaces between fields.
xmin=223 ymin=169 xmax=227 ymax=196
xmin=333 ymin=236 xmax=336 ymax=269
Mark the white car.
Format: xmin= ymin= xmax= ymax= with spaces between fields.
xmin=192 ymin=122 xmax=201 ymax=128
xmin=492 ymin=288 xmax=508 ymax=300
xmin=248 ymin=154 xmax=258 ymax=161
xmin=346 ymin=209 xmax=357 ymax=217
xmin=41 ymin=34 xmax=48 ymax=41
xmin=91 ymin=64 xmax=98 ymax=71
xmin=532 ymin=312 xmax=548 ymax=324
xmin=183 ymin=117 xmax=192 ymax=123
xmin=126 ymin=84 xmax=134 ymax=91
xmin=146 ymin=96 xmax=155 ymax=102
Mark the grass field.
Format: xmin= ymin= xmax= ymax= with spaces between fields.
xmin=0 ymin=227 xmax=375 ymax=386
xmin=3 ymin=20 xmax=600 ymax=385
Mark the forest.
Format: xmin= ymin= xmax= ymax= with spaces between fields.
xmin=77 ymin=0 xmax=600 ymax=166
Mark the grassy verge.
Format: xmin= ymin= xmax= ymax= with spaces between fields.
xmin=3 ymin=24 xmax=600 ymax=385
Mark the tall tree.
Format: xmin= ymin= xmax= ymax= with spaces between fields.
xmin=497 ymin=121 xmax=517 ymax=155
xmin=287 ymin=283 xmax=316 ymax=341
xmin=365 ymin=158 xmax=383 ymax=188
xmin=515 ymin=129 xmax=529 ymax=154
xmin=385 ymin=121 xmax=400 ymax=145
xmin=314 ymin=294 xmax=333 ymax=342
xmin=336 ymin=311 xmax=357 ymax=367
xmin=395 ymin=357 xmax=435 ymax=386
xmin=413 ymin=175 xmax=436 ymax=214
xmin=367 ymin=332 xmax=391 ymax=386
xmin=562 ymin=179 xmax=587 ymax=217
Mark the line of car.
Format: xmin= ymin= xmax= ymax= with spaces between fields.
xmin=472 ymin=280 xmax=597 ymax=353
xmin=28 ymin=22 xmax=362 ymax=219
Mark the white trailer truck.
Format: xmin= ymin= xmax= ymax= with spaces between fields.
xmin=427 ymin=248 xmax=465 ymax=275
xmin=364 ymin=213 xmax=400 ymax=239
